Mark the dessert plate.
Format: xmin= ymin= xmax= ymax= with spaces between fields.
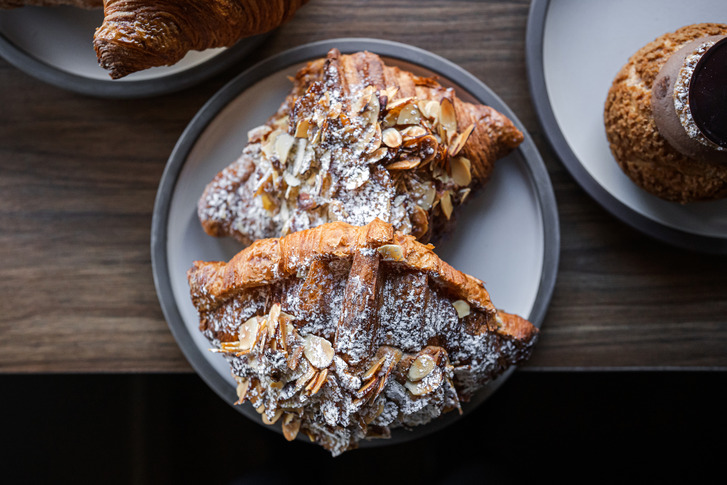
xmin=527 ymin=0 xmax=727 ymax=253
xmin=151 ymin=38 xmax=559 ymax=446
xmin=0 ymin=5 xmax=266 ymax=98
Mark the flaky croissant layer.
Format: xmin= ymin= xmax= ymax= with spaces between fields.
xmin=94 ymin=0 xmax=308 ymax=78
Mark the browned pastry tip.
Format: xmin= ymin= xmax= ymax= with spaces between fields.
xmin=197 ymin=48 xmax=523 ymax=246
xmin=93 ymin=0 xmax=308 ymax=79
xmin=187 ymin=219 xmax=537 ymax=455
xmin=604 ymin=23 xmax=727 ymax=203
xmin=0 ymin=0 xmax=101 ymax=7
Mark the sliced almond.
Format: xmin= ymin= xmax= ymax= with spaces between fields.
xmin=238 ymin=316 xmax=260 ymax=352
xmin=397 ymin=104 xmax=422 ymax=125
xmin=261 ymin=129 xmax=281 ymax=158
xmin=362 ymin=91 xmax=381 ymax=126
xmin=308 ymin=368 xmax=329 ymax=395
xmin=422 ymin=99 xmax=441 ymax=120
xmin=452 ymin=299 xmax=471 ymax=318
xmin=408 ymin=354 xmax=436 ymax=382
xmin=400 ymin=125 xmax=427 ymax=139
xmin=355 ymin=375 xmax=379 ymax=398
xmin=459 ymin=187 xmax=472 ymax=204
xmin=418 ymin=182 xmax=437 ymax=211
xmin=247 ymin=124 xmax=273 ymax=144
xmin=386 ymin=96 xmax=414 ymax=111
xmin=439 ymin=97 xmax=457 ymax=141
xmin=382 ymin=128 xmax=403 ymax=148
xmin=288 ymin=345 xmax=304 ymax=371
xmin=234 ymin=378 xmax=250 ymax=404
xmin=361 ymin=355 xmax=387 ymax=381
xmin=294 ymin=363 xmax=316 ymax=391
xmin=449 ymin=123 xmax=475 ymax=157
xmin=308 ymin=125 xmax=322 ymax=145
xmin=303 ymin=334 xmax=334 ymax=369
xmin=357 ymin=123 xmax=382 ymax=154
xmin=385 ymin=158 xmax=420 ymax=171
xmin=351 ymin=86 xmax=375 ymax=115
xmin=440 ymin=191 xmax=453 ymax=220
xmin=450 ymin=156 xmax=472 ymax=187
xmin=328 ymin=101 xmax=343 ymax=119
xmin=369 ymin=147 xmax=389 ymax=163
xmin=377 ymin=244 xmax=405 ymax=262
xmin=410 ymin=204 xmax=429 ymax=240
xmin=267 ymin=303 xmax=281 ymax=338
xmin=262 ymin=408 xmax=284 ymax=425
xmin=283 ymin=171 xmax=301 ymax=188
xmin=405 ymin=366 xmax=444 ymax=396
xmin=274 ymin=132 xmax=295 ymax=164
xmin=382 ymin=86 xmax=399 ymax=102
xmin=294 ymin=118 xmax=310 ymax=138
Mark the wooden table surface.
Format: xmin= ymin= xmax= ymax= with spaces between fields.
xmin=1 ymin=0 xmax=725 ymax=373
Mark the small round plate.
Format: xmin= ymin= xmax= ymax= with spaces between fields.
xmin=527 ymin=0 xmax=727 ymax=253
xmin=151 ymin=38 xmax=559 ymax=447
xmin=0 ymin=5 xmax=266 ymax=98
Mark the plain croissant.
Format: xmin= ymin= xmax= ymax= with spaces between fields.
xmin=93 ymin=0 xmax=309 ymax=79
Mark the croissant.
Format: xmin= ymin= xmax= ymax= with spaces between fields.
xmin=187 ymin=219 xmax=538 ymax=455
xmin=198 ymin=48 xmax=524 ymax=246
xmin=93 ymin=0 xmax=308 ymax=79
xmin=0 ymin=0 xmax=101 ymax=7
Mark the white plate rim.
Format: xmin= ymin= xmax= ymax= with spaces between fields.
xmin=526 ymin=0 xmax=727 ymax=254
xmin=151 ymin=38 xmax=560 ymax=447
xmin=0 ymin=9 xmax=268 ymax=99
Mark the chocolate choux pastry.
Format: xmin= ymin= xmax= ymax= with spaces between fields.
xmin=604 ymin=23 xmax=727 ymax=203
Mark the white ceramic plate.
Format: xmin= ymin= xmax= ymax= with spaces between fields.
xmin=0 ymin=5 xmax=266 ymax=98
xmin=527 ymin=0 xmax=727 ymax=253
xmin=151 ymin=39 xmax=559 ymax=447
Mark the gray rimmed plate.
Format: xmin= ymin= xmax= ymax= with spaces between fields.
xmin=0 ymin=5 xmax=266 ymax=98
xmin=526 ymin=0 xmax=727 ymax=253
xmin=151 ymin=38 xmax=559 ymax=448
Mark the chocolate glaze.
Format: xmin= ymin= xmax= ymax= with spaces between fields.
xmin=690 ymin=37 xmax=727 ymax=149
xmin=652 ymin=35 xmax=727 ymax=164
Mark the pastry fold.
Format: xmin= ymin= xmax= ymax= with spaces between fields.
xmin=198 ymin=48 xmax=524 ymax=246
xmin=188 ymin=219 xmax=537 ymax=455
xmin=94 ymin=0 xmax=308 ymax=79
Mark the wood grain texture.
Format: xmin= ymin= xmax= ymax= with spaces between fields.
xmin=0 ymin=0 xmax=725 ymax=372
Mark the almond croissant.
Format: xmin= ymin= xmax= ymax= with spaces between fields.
xmin=188 ymin=219 xmax=538 ymax=455
xmin=94 ymin=0 xmax=308 ymax=79
xmin=198 ymin=49 xmax=524 ymax=246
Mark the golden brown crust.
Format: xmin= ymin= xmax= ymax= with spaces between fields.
xmin=93 ymin=0 xmax=308 ymax=79
xmin=198 ymin=49 xmax=523 ymax=246
xmin=189 ymin=218 xmax=510 ymax=319
xmin=604 ymin=23 xmax=727 ymax=203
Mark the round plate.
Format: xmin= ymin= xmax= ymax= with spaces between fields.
xmin=151 ymin=38 xmax=560 ymax=447
xmin=0 ymin=5 xmax=266 ymax=98
xmin=527 ymin=0 xmax=727 ymax=253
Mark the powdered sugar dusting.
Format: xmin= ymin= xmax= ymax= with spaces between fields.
xmin=191 ymin=254 xmax=536 ymax=455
